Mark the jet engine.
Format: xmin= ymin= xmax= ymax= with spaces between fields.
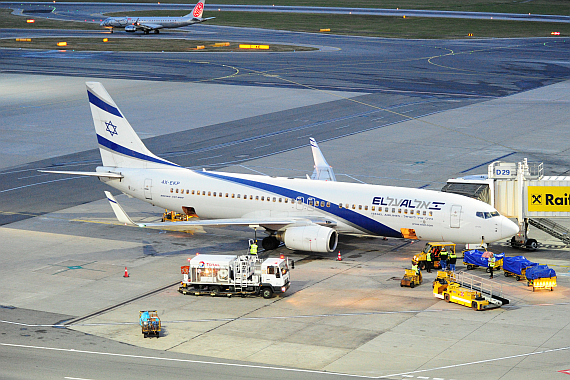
xmin=277 ymin=225 xmax=338 ymax=253
xmin=125 ymin=25 xmax=137 ymax=32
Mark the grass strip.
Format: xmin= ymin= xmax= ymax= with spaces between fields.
xmin=0 ymin=36 xmax=316 ymax=52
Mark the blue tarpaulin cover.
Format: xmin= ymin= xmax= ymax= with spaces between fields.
xmin=139 ymin=311 xmax=150 ymax=326
xmin=463 ymin=250 xmax=505 ymax=267
xmin=502 ymin=256 xmax=538 ymax=275
xmin=526 ymin=265 xmax=556 ymax=280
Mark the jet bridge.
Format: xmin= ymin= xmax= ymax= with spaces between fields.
xmin=443 ymin=159 xmax=570 ymax=250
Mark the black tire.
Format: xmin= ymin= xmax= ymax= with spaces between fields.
xmin=210 ymin=286 xmax=220 ymax=296
xmin=419 ymin=262 xmax=426 ymax=270
xmin=515 ymin=276 xmax=520 ymax=281
xmin=261 ymin=287 xmax=273 ymax=299
xmin=444 ymin=293 xmax=450 ymax=303
xmin=504 ymin=272 xmax=509 ymax=277
xmin=472 ymin=301 xmax=478 ymax=310
xmin=410 ymin=281 xmax=415 ymax=288
xmin=400 ymin=282 xmax=404 ymax=287
xmin=510 ymin=236 xmax=518 ymax=247
xmin=526 ymin=239 xmax=538 ymax=251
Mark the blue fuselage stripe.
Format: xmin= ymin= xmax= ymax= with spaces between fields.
xmin=97 ymin=134 xmax=181 ymax=167
xmin=198 ymin=171 xmax=401 ymax=237
xmin=88 ymin=91 xmax=123 ymax=118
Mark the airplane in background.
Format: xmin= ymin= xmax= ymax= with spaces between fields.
xmin=100 ymin=0 xmax=214 ymax=34
xmin=41 ymin=82 xmax=519 ymax=253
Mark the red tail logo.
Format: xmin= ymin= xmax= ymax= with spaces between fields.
xmin=192 ymin=2 xmax=204 ymax=18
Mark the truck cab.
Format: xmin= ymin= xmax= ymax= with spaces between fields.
xmin=261 ymin=258 xmax=290 ymax=296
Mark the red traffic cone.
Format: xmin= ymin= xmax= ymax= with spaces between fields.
xmin=337 ymin=251 xmax=342 ymax=261
xmin=124 ymin=267 xmax=129 ymax=278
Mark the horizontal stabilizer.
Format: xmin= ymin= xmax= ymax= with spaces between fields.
xmin=39 ymin=170 xmax=123 ymax=178
xmin=104 ymin=191 xmax=136 ymax=225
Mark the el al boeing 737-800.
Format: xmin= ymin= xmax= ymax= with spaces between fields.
xmin=41 ymin=82 xmax=519 ymax=253
xmin=100 ymin=0 xmax=214 ymax=34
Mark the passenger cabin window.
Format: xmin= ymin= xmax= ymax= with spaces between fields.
xmin=365 ymin=205 xmax=368 ymax=211
xmin=213 ymin=192 xmax=216 ymax=196
xmin=352 ymin=204 xmax=356 ymax=210
xmin=339 ymin=203 xmax=343 ymax=208
xmin=256 ymin=196 xmax=259 ymax=200
xmin=279 ymin=198 xmax=283 ymax=203
xmin=208 ymin=192 xmax=211 ymax=196
xmin=170 ymin=188 xmax=173 ymax=193
xmin=261 ymin=196 xmax=265 ymax=201
xmin=192 ymin=190 xmax=195 ymax=195
xmin=326 ymin=202 xmax=330 ymax=207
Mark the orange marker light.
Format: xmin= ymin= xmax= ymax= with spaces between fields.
xmin=26 ymin=19 xmax=35 ymax=23
xmin=57 ymin=42 xmax=67 ymax=47
xmin=103 ymin=38 xmax=108 ymax=42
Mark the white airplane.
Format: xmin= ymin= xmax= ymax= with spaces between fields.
xmin=100 ymin=0 xmax=214 ymax=34
xmin=41 ymin=82 xmax=519 ymax=253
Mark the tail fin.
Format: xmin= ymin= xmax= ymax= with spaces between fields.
xmin=186 ymin=0 xmax=205 ymax=18
xmin=86 ymin=82 xmax=179 ymax=169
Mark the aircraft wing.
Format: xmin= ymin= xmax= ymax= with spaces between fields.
xmin=104 ymin=191 xmax=336 ymax=232
xmin=137 ymin=23 xmax=163 ymax=31
xmin=39 ymin=170 xmax=123 ymax=179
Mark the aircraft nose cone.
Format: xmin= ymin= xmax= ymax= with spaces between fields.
xmin=502 ymin=217 xmax=519 ymax=238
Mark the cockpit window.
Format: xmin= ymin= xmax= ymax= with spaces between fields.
xmin=476 ymin=211 xmax=501 ymax=219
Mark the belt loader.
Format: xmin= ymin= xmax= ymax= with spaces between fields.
xmin=433 ymin=271 xmax=509 ymax=311
xmin=179 ymin=254 xmax=290 ymax=299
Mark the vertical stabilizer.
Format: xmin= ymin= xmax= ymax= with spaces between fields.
xmin=309 ymin=138 xmax=336 ymax=181
xmin=86 ymin=82 xmax=179 ymax=169
xmin=186 ymin=0 xmax=205 ymax=18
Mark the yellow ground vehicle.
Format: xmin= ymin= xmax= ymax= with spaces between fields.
xmin=401 ymin=269 xmax=422 ymax=288
xmin=413 ymin=242 xmax=456 ymax=271
xmin=139 ymin=310 xmax=161 ymax=338
xmin=161 ymin=210 xmax=193 ymax=222
xmin=432 ymin=271 xmax=508 ymax=311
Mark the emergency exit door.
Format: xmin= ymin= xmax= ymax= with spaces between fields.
xmin=450 ymin=205 xmax=461 ymax=228
xmin=144 ymin=178 xmax=152 ymax=200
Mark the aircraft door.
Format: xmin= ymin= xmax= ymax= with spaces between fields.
xmin=450 ymin=205 xmax=461 ymax=228
xmin=144 ymin=178 xmax=152 ymax=200
xmin=296 ymin=196 xmax=304 ymax=211
xmin=307 ymin=198 xmax=315 ymax=211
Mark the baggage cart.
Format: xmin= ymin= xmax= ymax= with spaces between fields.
xmin=525 ymin=265 xmax=557 ymax=291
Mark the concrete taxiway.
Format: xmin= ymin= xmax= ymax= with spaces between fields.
xmin=1 ymin=74 xmax=570 ymax=379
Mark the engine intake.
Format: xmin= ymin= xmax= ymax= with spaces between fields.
xmin=277 ymin=225 xmax=338 ymax=253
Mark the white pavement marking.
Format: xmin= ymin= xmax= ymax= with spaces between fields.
xmin=0 ymin=342 xmax=372 ymax=379
xmin=65 ymin=377 xmax=94 ymax=380
xmin=3 ymin=342 xmax=570 ymax=379
xmin=383 ymin=346 xmax=570 ymax=378
xmin=0 ymin=176 xmax=83 ymax=193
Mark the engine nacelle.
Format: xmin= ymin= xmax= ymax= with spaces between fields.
xmin=125 ymin=25 xmax=137 ymax=32
xmin=278 ymin=225 xmax=338 ymax=253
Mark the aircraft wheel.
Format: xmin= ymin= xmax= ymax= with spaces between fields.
xmin=526 ymin=239 xmax=538 ymax=251
xmin=154 ymin=29 xmax=159 ymax=34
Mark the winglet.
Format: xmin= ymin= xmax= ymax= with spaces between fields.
xmin=104 ymin=191 xmax=136 ymax=225
xmin=309 ymin=138 xmax=336 ymax=181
